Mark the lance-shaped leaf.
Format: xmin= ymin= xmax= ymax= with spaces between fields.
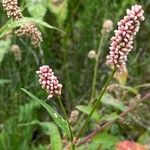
xmin=0 ymin=17 xmax=66 ymax=39
xmin=21 ymin=88 xmax=70 ymax=137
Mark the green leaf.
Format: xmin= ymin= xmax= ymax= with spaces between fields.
xmin=18 ymin=101 xmax=39 ymax=149
xmin=93 ymin=132 xmax=120 ymax=150
xmin=42 ymin=122 xmax=62 ymax=150
xmin=0 ymin=131 xmax=8 ymax=150
xmin=101 ymin=93 xmax=125 ymax=111
xmin=26 ymin=0 xmax=47 ymax=19
xmin=48 ymin=0 xmax=68 ymax=25
xmin=138 ymin=131 xmax=150 ymax=145
xmin=21 ymin=88 xmax=70 ymax=137
xmin=114 ymin=69 xmax=128 ymax=86
xmin=20 ymin=121 xmax=62 ymax=150
xmin=0 ymin=17 xmax=66 ymax=39
xmin=77 ymin=132 xmax=120 ymax=150
xmin=19 ymin=101 xmax=40 ymax=122
xmin=120 ymin=85 xmax=138 ymax=95
xmin=101 ymin=112 xmax=118 ymax=122
xmin=76 ymin=105 xmax=100 ymax=121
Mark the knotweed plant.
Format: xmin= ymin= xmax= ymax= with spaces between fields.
xmin=20 ymin=4 xmax=147 ymax=150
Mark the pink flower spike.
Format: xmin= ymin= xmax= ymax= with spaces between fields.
xmin=106 ymin=4 xmax=144 ymax=70
xmin=36 ymin=65 xmax=62 ymax=99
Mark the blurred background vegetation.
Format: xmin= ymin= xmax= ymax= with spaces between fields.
xmin=0 ymin=0 xmax=150 ymax=149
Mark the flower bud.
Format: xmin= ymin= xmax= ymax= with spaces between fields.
xmin=102 ymin=19 xmax=113 ymax=32
xmin=88 ymin=50 xmax=97 ymax=59
xmin=69 ymin=110 xmax=79 ymax=124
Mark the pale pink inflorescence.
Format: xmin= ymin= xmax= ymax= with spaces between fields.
xmin=1 ymin=0 xmax=42 ymax=46
xmin=106 ymin=4 xmax=144 ymax=69
xmin=36 ymin=65 xmax=62 ymax=99
xmin=15 ymin=23 xmax=42 ymax=47
xmin=1 ymin=0 xmax=23 ymax=20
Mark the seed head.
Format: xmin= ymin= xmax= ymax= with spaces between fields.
xmin=88 ymin=50 xmax=97 ymax=59
xmin=69 ymin=110 xmax=79 ymax=124
xmin=102 ymin=19 xmax=113 ymax=32
xmin=1 ymin=0 xmax=23 ymax=20
xmin=106 ymin=4 xmax=144 ymax=69
xmin=15 ymin=23 xmax=42 ymax=47
xmin=36 ymin=65 xmax=62 ymax=99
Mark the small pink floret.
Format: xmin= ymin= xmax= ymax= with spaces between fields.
xmin=36 ymin=65 xmax=62 ymax=99
xmin=106 ymin=4 xmax=144 ymax=69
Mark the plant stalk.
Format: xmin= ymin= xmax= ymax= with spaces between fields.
xmin=75 ymin=69 xmax=116 ymax=141
xmin=58 ymin=97 xmax=74 ymax=143
xmin=91 ymin=32 xmax=107 ymax=102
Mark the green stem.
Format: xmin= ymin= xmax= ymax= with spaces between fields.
xmin=76 ymin=69 xmax=116 ymax=140
xmin=91 ymin=32 xmax=107 ymax=102
xmin=58 ymin=97 xmax=75 ymax=149
xmin=75 ymin=32 xmax=108 ymax=129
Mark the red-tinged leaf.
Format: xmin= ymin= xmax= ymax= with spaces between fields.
xmin=116 ymin=141 xmax=146 ymax=150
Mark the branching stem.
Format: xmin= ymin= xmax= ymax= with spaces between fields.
xmin=75 ymin=69 xmax=116 ymax=143
xmin=58 ymin=97 xmax=75 ymax=149
xmin=91 ymin=32 xmax=107 ymax=102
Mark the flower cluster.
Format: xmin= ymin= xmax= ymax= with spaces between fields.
xmin=102 ymin=19 xmax=113 ymax=33
xmin=15 ymin=23 xmax=42 ymax=47
xmin=36 ymin=65 xmax=62 ymax=99
xmin=106 ymin=4 xmax=144 ymax=69
xmin=1 ymin=0 xmax=22 ymax=20
xmin=1 ymin=0 xmax=42 ymax=47
xmin=69 ymin=110 xmax=79 ymax=124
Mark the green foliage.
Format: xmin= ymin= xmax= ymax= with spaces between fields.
xmin=21 ymin=88 xmax=70 ymax=137
xmin=138 ymin=131 xmax=150 ymax=145
xmin=76 ymin=105 xmax=100 ymax=121
xmin=92 ymin=132 xmax=120 ymax=150
xmin=0 ymin=17 xmax=65 ymax=39
xmin=101 ymin=112 xmax=118 ymax=122
xmin=26 ymin=0 xmax=47 ymax=19
xmin=0 ymin=79 xmax=11 ymax=85
xmin=48 ymin=0 xmax=68 ymax=25
xmin=77 ymin=132 xmax=120 ymax=150
xmin=0 ymin=97 xmax=62 ymax=150
xmin=101 ymin=94 xmax=125 ymax=111
xmin=45 ymin=122 xmax=62 ymax=150
xmin=0 ymin=101 xmax=39 ymax=150
xmin=20 ymin=121 xmax=62 ymax=150
xmin=0 ymin=38 xmax=11 ymax=62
